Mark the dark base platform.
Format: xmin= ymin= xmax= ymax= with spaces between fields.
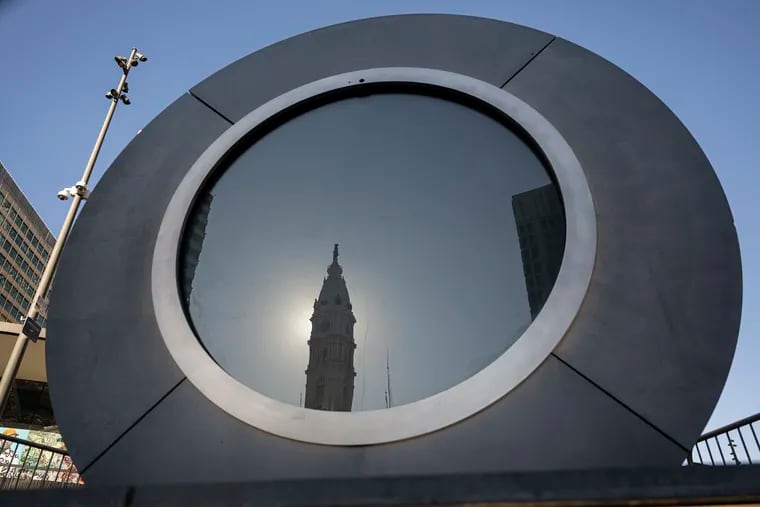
xmin=2 ymin=466 xmax=759 ymax=507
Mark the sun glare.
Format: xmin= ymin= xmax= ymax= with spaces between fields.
xmin=294 ymin=309 xmax=312 ymax=337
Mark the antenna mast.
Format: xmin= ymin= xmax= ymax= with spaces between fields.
xmin=385 ymin=348 xmax=393 ymax=408
xmin=360 ymin=320 xmax=369 ymax=410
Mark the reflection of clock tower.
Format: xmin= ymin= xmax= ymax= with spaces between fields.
xmin=304 ymin=244 xmax=357 ymax=411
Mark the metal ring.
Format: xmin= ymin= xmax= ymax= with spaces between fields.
xmin=151 ymin=67 xmax=596 ymax=445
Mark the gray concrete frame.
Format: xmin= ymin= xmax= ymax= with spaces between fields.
xmin=46 ymin=15 xmax=741 ymax=485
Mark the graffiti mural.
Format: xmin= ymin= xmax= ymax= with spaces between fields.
xmin=0 ymin=427 xmax=82 ymax=487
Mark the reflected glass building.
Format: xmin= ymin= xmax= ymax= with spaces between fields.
xmin=512 ymin=184 xmax=565 ymax=319
xmin=181 ymin=192 xmax=214 ymax=306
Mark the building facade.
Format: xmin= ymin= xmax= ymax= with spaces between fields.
xmin=0 ymin=162 xmax=56 ymax=430
xmin=0 ymin=162 xmax=55 ymax=327
xmin=180 ymin=192 xmax=213 ymax=305
xmin=304 ymin=245 xmax=357 ymax=412
xmin=512 ymin=184 xmax=565 ymax=319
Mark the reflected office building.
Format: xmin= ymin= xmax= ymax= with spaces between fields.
xmin=512 ymin=184 xmax=565 ymax=318
xmin=181 ymin=192 xmax=213 ymax=305
xmin=304 ymin=244 xmax=357 ymax=411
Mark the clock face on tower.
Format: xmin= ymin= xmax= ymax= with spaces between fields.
xmin=319 ymin=319 xmax=330 ymax=332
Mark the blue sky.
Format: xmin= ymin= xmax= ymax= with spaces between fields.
xmin=0 ymin=0 xmax=757 ymax=431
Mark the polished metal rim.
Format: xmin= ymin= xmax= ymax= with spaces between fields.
xmin=151 ymin=67 xmax=596 ymax=445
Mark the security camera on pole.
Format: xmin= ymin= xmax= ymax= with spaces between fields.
xmin=0 ymin=48 xmax=148 ymax=415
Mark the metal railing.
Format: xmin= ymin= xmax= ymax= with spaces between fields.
xmin=689 ymin=412 xmax=760 ymax=465
xmin=0 ymin=432 xmax=82 ymax=489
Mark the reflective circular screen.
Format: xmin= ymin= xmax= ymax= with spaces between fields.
xmin=180 ymin=91 xmax=565 ymax=412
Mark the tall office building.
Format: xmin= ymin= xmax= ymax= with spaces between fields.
xmin=512 ymin=184 xmax=566 ymax=319
xmin=180 ymin=192 xmax=214 ymax=305
xmin=0 ymin=161 xmax=56 ymax=430
xmin=0 ymin=162 xmax=55 ymax=326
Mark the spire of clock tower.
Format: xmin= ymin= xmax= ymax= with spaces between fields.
xmin=304 ymin=244 xmax=357 ymax=411
xmin=327 ymin=243 xmax=342 ymax=277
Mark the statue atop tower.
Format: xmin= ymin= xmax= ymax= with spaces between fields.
xmin=304 ymin=244 xmax=357 ymax=411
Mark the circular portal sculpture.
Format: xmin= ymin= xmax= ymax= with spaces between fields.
xmin=46 ymin=14 xmax=741 ymax=485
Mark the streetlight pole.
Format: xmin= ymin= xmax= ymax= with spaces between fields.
xmin=0 ymin=47 xmax=148 ymax=417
